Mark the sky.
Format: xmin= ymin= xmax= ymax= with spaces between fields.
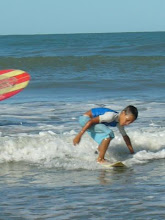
xmin=0 ymin=0 xmax=165 ymax=35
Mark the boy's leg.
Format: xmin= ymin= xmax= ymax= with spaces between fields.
xmin=79 ymin=121 xmax=114 ymax=162
xmin=97 ymin=137 xmax=111 ymax=162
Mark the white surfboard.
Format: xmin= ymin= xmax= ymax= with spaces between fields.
xmin=99 ymin=161 xmax=126 ymax=168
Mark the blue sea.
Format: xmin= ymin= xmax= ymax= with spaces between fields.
xmin=0 ymin=32 xmax=165 ymax=219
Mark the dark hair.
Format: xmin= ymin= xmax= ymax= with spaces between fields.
xmin=123 ymin=105 xmax=138 ymax=120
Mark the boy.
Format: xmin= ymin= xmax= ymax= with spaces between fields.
xmin=73 ymin=105 xmax=138 ymax=163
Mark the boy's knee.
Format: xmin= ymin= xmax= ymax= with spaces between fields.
xmin=109 ymin=130 xmax=115 ymax=139
xmin=100 ymin=125 xmax=114 ymax=139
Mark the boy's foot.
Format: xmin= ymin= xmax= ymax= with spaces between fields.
xmin=97 ymin=158 xmax=107 ymax=163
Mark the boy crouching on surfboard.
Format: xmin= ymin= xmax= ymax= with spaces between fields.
xmin=73 ymin=105 xmax=138 ymax=163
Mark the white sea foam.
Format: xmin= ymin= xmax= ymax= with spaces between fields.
xmin=0 ymin=128 xmax=164 ymax=170
xmin=0 ymin=100 xmax=164 ymax=170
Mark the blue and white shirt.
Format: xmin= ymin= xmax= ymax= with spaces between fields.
xmin=91 ymin=108 xmax=127 ymax=136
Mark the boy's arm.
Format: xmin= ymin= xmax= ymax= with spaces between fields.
xmin=117 ymin=125 xmax=134 ymax=154
xmin=123 ymin=135 xmax=134 ymax=154
xmin=73 ymin=117 xmax=99 ymax=145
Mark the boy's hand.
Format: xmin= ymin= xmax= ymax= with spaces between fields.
xmin=73 ymin=134 xmax=81 ymax=145
xmin=123 ymin=135 xmax=135 ymax=154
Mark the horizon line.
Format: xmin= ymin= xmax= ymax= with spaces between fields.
xmin=0 ymin=30 xmax=165 ymax=36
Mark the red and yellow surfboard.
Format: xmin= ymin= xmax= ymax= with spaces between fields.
xmin=0 ymin=69 xmax=31 ymax=101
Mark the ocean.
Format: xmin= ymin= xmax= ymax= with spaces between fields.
xmin=0 ymin=32 xmax=165 ymax=219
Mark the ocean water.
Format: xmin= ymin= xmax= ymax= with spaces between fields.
xmin=0 ymin=32 xmax=165 ymax=219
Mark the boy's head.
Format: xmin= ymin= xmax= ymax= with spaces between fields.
xmin=119 ymin=105 xmax=138 ymax=126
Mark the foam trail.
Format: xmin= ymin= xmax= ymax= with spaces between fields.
xmin=0 ymin=127 xmax=165 ymax=170
xmin=0 ymin=131 xmax=99 ymax=170
xmin=125 ymin=149 xmax=165 ymax=167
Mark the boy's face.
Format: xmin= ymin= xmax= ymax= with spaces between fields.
xmin=119 ymin=111 xmax=135 ymax=126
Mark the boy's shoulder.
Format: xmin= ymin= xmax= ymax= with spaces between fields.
xmin=99 ymin=111 xmax=118 ymax=122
